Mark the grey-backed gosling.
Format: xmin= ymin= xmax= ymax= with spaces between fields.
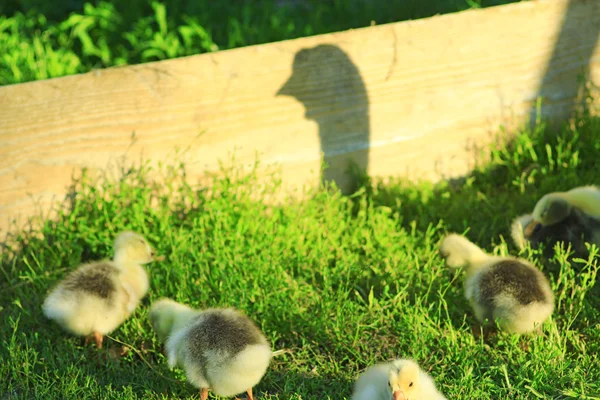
xmin=149 ymin=298 xmax=272 ymax=400
xmin=512 ymin=186 xmax=600 ymax=257
xmin=43 ymin=231 xmax=154 ymax=348
xmin=351 ymin=358 xmax=446 ymax=400
xmin=440 ymin=233 xmax=554 ymax=334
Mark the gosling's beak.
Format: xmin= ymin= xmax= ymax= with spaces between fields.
xmin=393 ymin=390 xmax=407 ymax=400
xmin=150 ymin=248 xmax=166 ymax=262
xmin=524 ymin=219 xmax=542 ymax=237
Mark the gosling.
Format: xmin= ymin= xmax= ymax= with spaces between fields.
xmin=149 ymin=298 xmax=272 ymax=400
xmin=440 ymin=233 xmax=554 ymax=334
xmin=43 ymin=231 xmax=154 ymax=348
xmin=352 ymin=358 xmax=446 ymax=400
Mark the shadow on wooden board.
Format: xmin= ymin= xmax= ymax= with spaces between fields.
xmin=277 ymin=44 xmax=370 ymax=194
xmin=531 ymin=0 xmax=600 ymax=123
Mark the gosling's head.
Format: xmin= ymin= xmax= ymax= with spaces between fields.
xmin=526 ymin=194 xmax=572 ymax=237
xmin=388 ymin=359 xmax=421 ymax=400
xmin=113 ymin=231 xmax=154 ymax=265
xmin=148 ymin=298 xmax=190 ymax=342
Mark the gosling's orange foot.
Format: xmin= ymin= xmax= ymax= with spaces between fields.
xmin=200 ymin=388 xmax=209 ymax=400
xmin=93 ymin=331 xmax=104 ymax=349
xmin=234 ymin=388 xmax=254 ymax=400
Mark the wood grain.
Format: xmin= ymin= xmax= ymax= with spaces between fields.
xmin=1 ymin=0 xmax=600 ymax=237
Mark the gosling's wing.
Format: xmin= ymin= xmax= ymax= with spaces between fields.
xmin=42 ymin=262 xmax=123 ymax=333
xmin=188 ymin=309 xmax=268 ymax=355
xmin=61 ymin=261 xmax=120 ymax=300
xmin=478 ymin=260 xmax=550 ymax=306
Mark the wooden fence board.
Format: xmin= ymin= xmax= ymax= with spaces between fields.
xmin=1 ymin=0 xmax=600 ymax=237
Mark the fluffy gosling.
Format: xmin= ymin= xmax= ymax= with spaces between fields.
xmin=511 ymin=186 xmax=600 ymax=257
xmin=149 ymin=298 xmax=272 ymax=400
xmin=440 ymin=233 xmax=554 ymax=334
xmin=42 ymin=231 xmax=154 ymax=348
xmin=352 ymin=358 xmax=446 ymax=400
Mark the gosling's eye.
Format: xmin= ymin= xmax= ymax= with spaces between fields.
xmin=409 ymin=382 xmax=413 ymax=387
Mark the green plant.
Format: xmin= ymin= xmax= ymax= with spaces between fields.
xmin=1 ymin=111 xmax=598 ymax=399
xmin=0 ymin=0 xmax=522 ymax=86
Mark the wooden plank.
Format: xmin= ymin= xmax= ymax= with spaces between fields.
xmin=1 ymin=0 xmax=600 ymax=237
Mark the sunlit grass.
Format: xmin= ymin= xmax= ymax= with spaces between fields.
xmin=1 ymin=110 xmax=599 ymax=399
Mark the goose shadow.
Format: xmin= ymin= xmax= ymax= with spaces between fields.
xmin=529 ymin=0 xmax=600 ymax=124
xmin=261 ymin=368 xmax=354 ymax=399
xmin=277 ymin=44 xmax=370 ymax=194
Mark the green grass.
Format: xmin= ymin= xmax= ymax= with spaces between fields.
xmin=0 ymin=0 xmax=522 ymax=85
xmin=1 ymin=109 xmax=600 ymax=399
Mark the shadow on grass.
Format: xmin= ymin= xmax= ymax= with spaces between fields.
xmin=262 ymin=368 xmax=354 ymax=400
xmin=355 ymin=110 xmax=600 ymax=251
